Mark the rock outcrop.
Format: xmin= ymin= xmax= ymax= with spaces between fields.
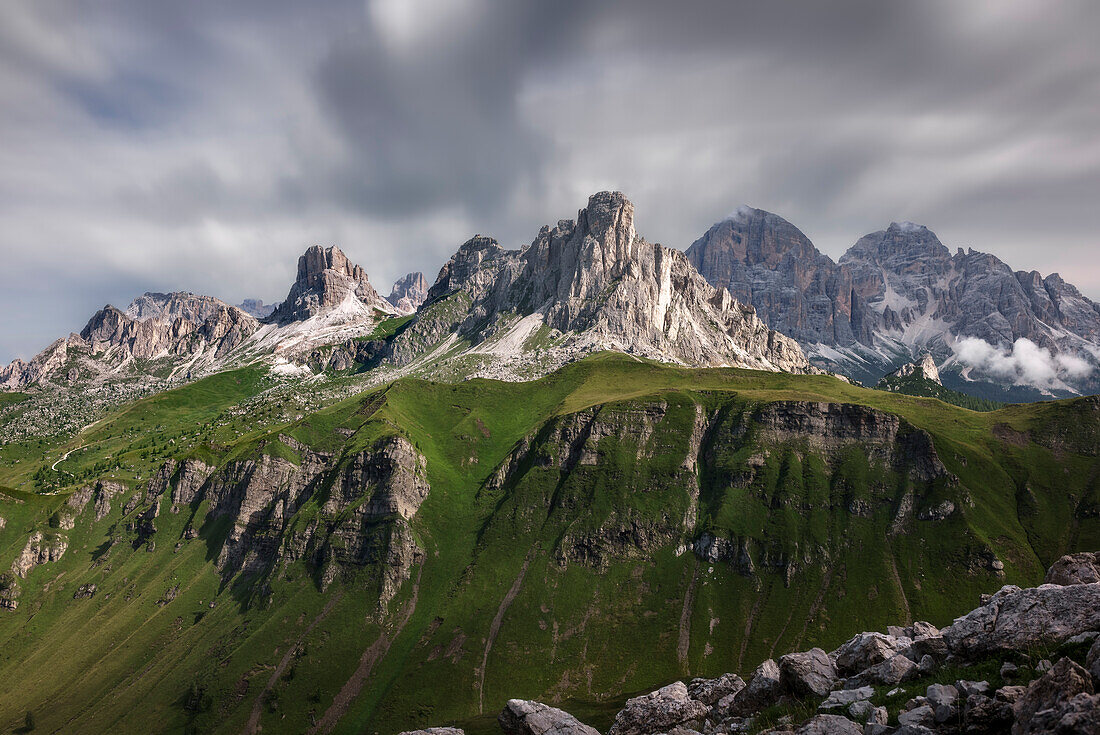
xmin=499 ymin=700 xmax=600 ymax=735
xmin=270 ymin=245 xmax=394 ymax=323
xmin=1044 ymin=551 xmax=1100 ymax=586
xmin=11 ymin=531 xmax=68 ymax=578
xmin=942 ymin=581 xmax=1100 ymax=658
xmin=237 ymin=298 xmax=277 ymax=319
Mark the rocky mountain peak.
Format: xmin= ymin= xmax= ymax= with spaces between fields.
xmin=270 ymin=245 xmax=392 ymax=323
xmin=400 ymin=192 xmax=815 ymax=376
xmin=888 ymin=354 xmax=941 ymax=385
xmin=387 ymin=272 xmax=429 ymax=315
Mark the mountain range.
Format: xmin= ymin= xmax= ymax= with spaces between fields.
xmin=4 ymin=193 xmax=1098 ymax=403
xmin=0 ymin=192 xmax=1098 ymax=734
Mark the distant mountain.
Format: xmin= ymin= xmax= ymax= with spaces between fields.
xmin=236 ymin=298 xmax=276 ymax=320
xmin=0 ymin=293 xmax=256 ymax=390
xmin=688 ymin=210 xmax=1100 ymax=398
xmin=387 ymin=272 xmax=429 ymax=315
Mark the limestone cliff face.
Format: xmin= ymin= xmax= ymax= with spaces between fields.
xmin=686 ymin=208 xmax=873 ymax=346
xmin=484 ymin=396 xmax=956 ymax=581
xmin=270 ymin=245 xmax=394 ymax=323
xmin=405 ymin=192 xmax=814 ymax=375
xmin=82 ymin=297 xmax=257 ymax=361
xmin=192 ymin=433 xmax=431 ymax=604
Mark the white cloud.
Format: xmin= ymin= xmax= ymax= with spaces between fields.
xmin=952 ymin=336 xmax=1095 ymax=390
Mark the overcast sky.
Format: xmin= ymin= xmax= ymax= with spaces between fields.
xmin=2 ymin=0 xmax=1100 ymax=362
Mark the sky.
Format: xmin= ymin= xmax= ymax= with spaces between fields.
xmin=2 ymin=0 xmax=1100 ymax=363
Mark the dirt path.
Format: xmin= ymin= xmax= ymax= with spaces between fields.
xmin=886 ymin=543 xmax=913 ymax=625
xmin=245 ymin=593 xmax=343 ymax=734
xmin=677 ymin=564 xmax=699 ymax=674
xmin=477 ymin=555 xmax=532 ymax=713
xmin=311 ymin=564 xmax=423 ymax=734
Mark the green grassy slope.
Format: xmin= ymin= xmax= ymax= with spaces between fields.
xmin=0 ymin=353 xmax=1096 ymax=734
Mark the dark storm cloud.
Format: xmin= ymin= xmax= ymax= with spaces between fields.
xmin=2 ymin=0 xmax=1099 ymax=362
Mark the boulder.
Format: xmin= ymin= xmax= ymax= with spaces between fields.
xmin=1012 ymin=657 xmax=1099 ymax=734
xmin=846 ymin=700 xmax=875 ymax=722
xmin=608 ymin=682 xmax=707 ymax=735
xmin=832 ymin=632 xmax=906 ymax=675
xmin=962 ymin=694 xmax=1013 ymax=733
xmin=1088 ymin=638 xmax=1100 ymax=686
xmin=819 ymin=686 xmax=874 ymax=711
xmin=793 ymin=714 xmax=862 ymax=734
xmin=898 ymin=705 xmax=934 ymax=728
xmin=727 ymin=658 xmax=783 ymax=715
xmin=779 ymin=648 xmax=837 ymax=697
xmin=925 ymin=683 xmax=958 ymax=709
xmin=1044 ymin=551 xmax=1100 ymax=586
xmin=942 ymin=583 xmax=1100 ymax=659
xmin=859 ymin=654 xmax=919 ymax=685
xmin=688 ymin=672 xmax=745 ymax=706
xmin=499 ymin=700 xmax=599 ymax=735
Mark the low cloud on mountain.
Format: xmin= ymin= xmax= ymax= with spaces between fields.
xmin=953 ymin=336 xmax=1095 ymax=390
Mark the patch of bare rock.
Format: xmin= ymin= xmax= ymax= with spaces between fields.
xmin=403 ymin=551 xmax=1100 ymax=735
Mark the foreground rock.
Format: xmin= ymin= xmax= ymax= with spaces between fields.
xmin=608 ymin=682 xmax=708 ymax=735
xmin=942 ymin=581 xmax=1100 ymax=658
xmin=499 ymin=700 xmax=599 ymax=735
xmin=1044 ymin=551 xmax=1100 ymax=586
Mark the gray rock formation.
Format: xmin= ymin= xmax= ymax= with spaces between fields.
xmin=270 ymin=245 xmax=394 ymax=323
xmin=608 ymin=681 xmax=708 ymax=735
xmin=498 ymin=700 xmax=599 ymax=735
xmin=1044 ymin=551 xmax=1100 ymax=586
xmin=11 ymin=531 xmax=68 ymax=578
xmin=779 ymin=648 xmax=838 ymax=697
xmin=1012 ymin=657 xmax=1099 ymax=734
xmin=942 ymin=582 xmax=1100 ymax=659
xmin=396 ymin=192 xmax=815 ymax=377
xmin=388 ymin=272 xmax=429 ymax=315
xmin=686 ymin=207 xmax=869 ymax=347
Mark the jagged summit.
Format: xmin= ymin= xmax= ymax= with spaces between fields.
xmin=887 ymin=354 xmax=941 ymax=385
xmin=269 ymin=245 xmax=394 ymax=323
xmin=387 ymin=272 xmax=429 ymax=315
xmin=397 ymin=191 xmax=814 ymax=378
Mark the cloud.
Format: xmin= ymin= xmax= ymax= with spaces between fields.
xmin=952 ymin=336 xmax=1095 ymax=390
xmin=3 ymin=1 xmax=1100 ymax=363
